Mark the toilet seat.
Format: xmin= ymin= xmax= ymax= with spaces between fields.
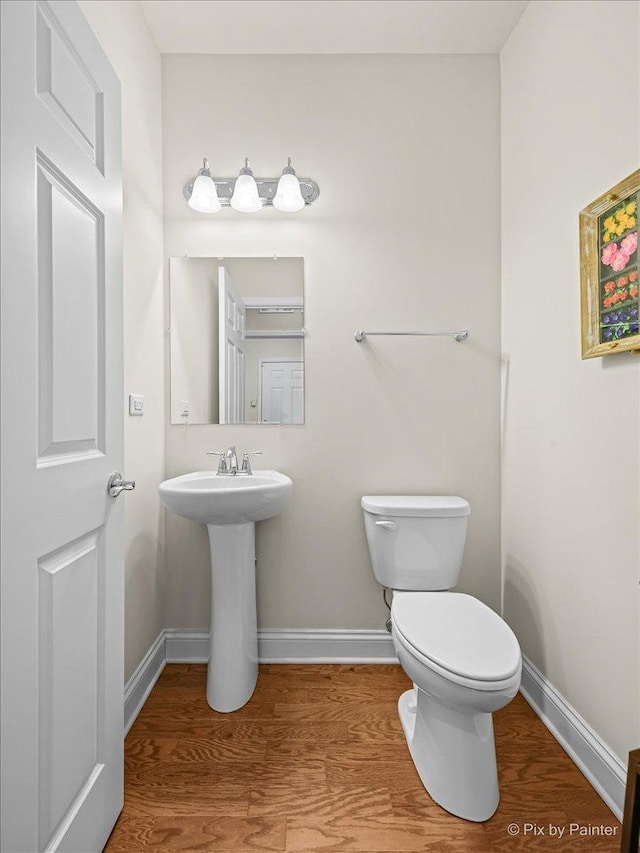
xmin=392 ymin=592 xmax=521 ymax=692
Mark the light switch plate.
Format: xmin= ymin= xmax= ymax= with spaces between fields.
xmin=129 ymin=394 xmax=144 ymax=416
xmin=179 ymin=400 xmax=190 ymax=417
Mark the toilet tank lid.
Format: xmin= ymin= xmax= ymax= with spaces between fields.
xmin=361 ymin=496 xmax=471 ymax=518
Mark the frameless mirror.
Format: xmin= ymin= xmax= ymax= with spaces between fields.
xmin=170 ymin=257 xmax=304 ymax=425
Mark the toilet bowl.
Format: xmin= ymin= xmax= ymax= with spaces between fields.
xmin=362 ymin=495 xmax=522 ymax=822
xmin=392 ymin=591 xmax=521 ymax=821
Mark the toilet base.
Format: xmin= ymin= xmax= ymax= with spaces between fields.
xmin=398 ymin=686 xmax=499 ymax=822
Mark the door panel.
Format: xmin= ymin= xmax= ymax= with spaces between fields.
xmin=35 ymin=0 xmax=104 ymax=169
xmin=218 ymin=266 xmax=246 ymax=424
xmin=37 ymin=150 xmax=105 ymax=462
xmin=1 ymin=2 xmax=124 ymax=851
xmin=260 ymin=360 xmax=304 ymax=425
xmin=38 ymin=530 xmax=103 ymax=845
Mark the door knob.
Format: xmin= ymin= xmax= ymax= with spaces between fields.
xmin=108 ymin=472 xmax=136 ymax=498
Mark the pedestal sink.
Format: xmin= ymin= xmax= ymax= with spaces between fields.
xmin=159 ymin=470 xmax=292 ymax=712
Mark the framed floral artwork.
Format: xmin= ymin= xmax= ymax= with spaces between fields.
xmin=580 ymin=169 xmax=640 ymax=358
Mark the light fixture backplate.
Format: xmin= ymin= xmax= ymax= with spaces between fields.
xmin=183 ymin=176 xmax=319 ymax=207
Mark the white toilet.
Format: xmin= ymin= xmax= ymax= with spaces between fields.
xmin=362 ymin=495 xmax=521 ymax=822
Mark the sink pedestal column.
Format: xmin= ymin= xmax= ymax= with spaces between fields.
xmin=206 ymin=522 xmax=258 ymax=712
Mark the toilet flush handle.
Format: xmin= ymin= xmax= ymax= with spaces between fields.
xmin=375 ymin=520 xmax=397 ymax=531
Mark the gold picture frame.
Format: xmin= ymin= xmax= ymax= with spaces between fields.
xmin=580 ymin=168 xmax=640 ymax=358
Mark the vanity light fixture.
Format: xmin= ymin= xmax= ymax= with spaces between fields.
xmin=183 ymin=157 xmax=319 ymax=212
xmin=230 ymin=158 xmax=262 ymax=213
xmin=273 ymin=159 xmax=305 ymax=212
xmin=187 ymin=158 xmax=221 ymax=213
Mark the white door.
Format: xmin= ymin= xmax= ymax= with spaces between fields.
xmin=259 ymin=360 xmax=304 ymax=425
xmin=1 ymin=2 xmax=125 ymax=851
xmin=218 ymin=266 xmax=246 ymax=424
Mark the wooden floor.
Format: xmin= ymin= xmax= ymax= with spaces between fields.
xmin=104 ymin=664 xmax=621 ymax=852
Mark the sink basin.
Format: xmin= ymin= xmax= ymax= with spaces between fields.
xmin=158 ymin=468 xmax=293 ymax=713
xmin=159 ymin=470 xmax=292 ymax=525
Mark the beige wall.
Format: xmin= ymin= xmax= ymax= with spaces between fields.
xmin=79 ymin=0 xmax=165 ymax=682
xmin=223 ymin=257 xmax=304 ymax=301
xmin=162 ymin=54 xmax=502 ymax=631
xmin=501 ymin=0 xmax=640 ymax=761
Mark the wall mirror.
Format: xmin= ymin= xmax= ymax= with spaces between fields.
xmin=170 ymin=257 xmax=304 ymax=425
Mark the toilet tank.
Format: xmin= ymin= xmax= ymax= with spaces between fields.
xmin=361 ymin=496 xmax=471 ymax=591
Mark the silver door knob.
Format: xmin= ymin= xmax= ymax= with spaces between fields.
xmin=108 ymin=472 xmax=136 ymax=498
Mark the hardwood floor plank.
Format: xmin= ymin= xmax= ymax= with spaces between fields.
xmin=273 ymin=702 xmax=399 ymax=723
xmin=126 ymin=734 xmax=268 ymax=765
xmin=331 ymin=740 xmax=406 ymax=761
xmin=130 ymin=718 xmax=350 ymax=742
xmin=348 ymin=717 xmax=407 ymax=744
xmin=253 ymin=670 xmax=334 ymax=688
xmin=325 ymin=756 xmax=421 ymax=789
xmin=105 ymin=815 xmax=286 ymax=851
xmin=123 ymin=782 xmax=250 ymax=818
xmin=264 ymin=739 xmax=327 ymax=761
xmin=248 ymin=785 xmax=393 ymax=819
xmin=298 ymin=685 xmax=406 ymax=704
xmin=127 ymin=758 xmax=326 ymax=789
xmin=284 ymin=815 xmax=472 ymax=852
xmin=135 ymin=699 xmax=276 ymax=721
xmin=261 ymin=720 xmax=352 ymax=742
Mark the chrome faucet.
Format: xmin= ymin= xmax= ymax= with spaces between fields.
xmin=206 ymin=446 xmax=262 ymax=476
xmin=225 ymin=445 xmax=239 ymax=473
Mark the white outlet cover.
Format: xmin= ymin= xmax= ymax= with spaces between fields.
xmin=129 ymin=394 xmax=144 ymax=416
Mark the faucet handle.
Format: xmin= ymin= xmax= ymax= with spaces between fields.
xmin=241 ymin=450 xmax=262 ymax=474
xmin=206 ymin=450 xmax=227 ymax=474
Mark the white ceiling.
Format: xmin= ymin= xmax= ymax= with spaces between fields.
xmin=140 ymin=0 xmax=529 ymax=55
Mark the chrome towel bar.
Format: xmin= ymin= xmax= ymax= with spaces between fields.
xmin=354 ymin=329 xmax=469 ymax=343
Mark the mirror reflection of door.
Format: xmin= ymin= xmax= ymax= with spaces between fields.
xmin=259 ymin=360 xmax=304 ymax=425
xmin=218 ymin=267 xmax=246 ymax=424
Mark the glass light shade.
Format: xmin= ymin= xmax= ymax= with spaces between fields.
xmin=273 ymin=172 xmax=305 ymax=212
xmin=188 ymin=174 xmax=221 ymax=213
xmin=230 ymin=174 xmax=262 ymax=212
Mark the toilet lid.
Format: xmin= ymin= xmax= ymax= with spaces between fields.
xmin=361 ymin=495 xmax=470 ymax=518
xmin=392 ymin=592 xmax=521 ymax=682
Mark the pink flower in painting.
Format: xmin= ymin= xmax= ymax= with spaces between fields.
xmin=621 ymin=232 xmax=638 ymax=256
xmin=601 ymin=243 xmax=618 ymax=265
xmin=611 ymin=250 xmax=631 ymax=272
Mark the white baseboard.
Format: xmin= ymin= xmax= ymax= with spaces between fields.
xmin=165 ymin=630 xmax=209 ymax=663
xmin=123 ymin=630 xmax=165 ymax=735
xmin=163 ymin=628 xmax=397 ymax=664
xmin=520 ymin=655 xmax=626 ymax=821
xmin=258 ymin=629 xmax=397 ymax=663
